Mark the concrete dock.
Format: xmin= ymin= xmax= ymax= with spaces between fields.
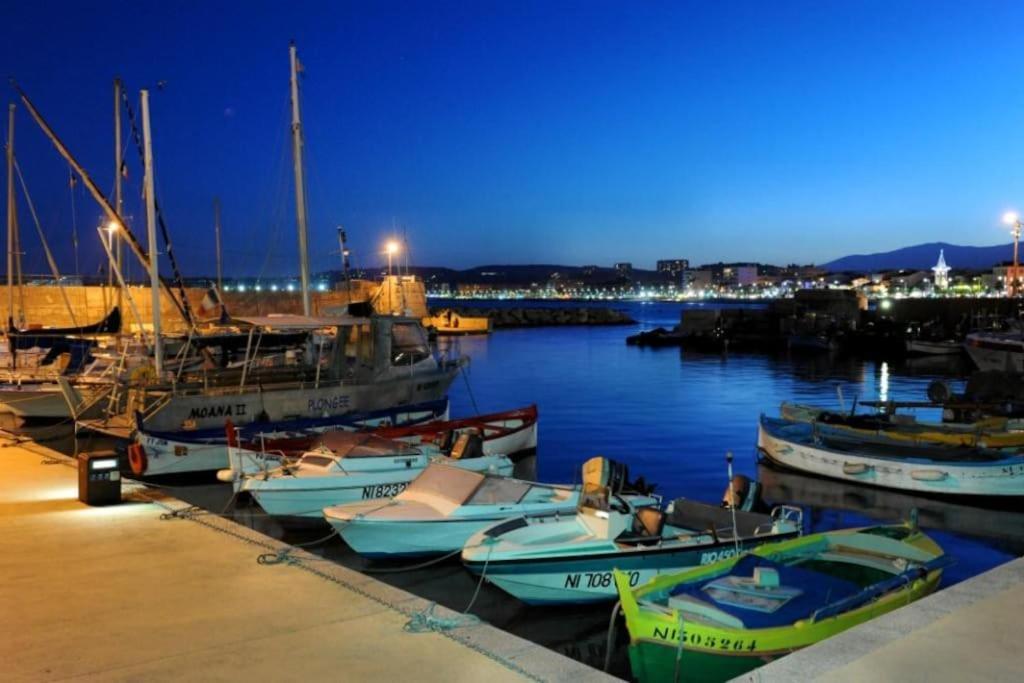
xmin=0 ymin=439 xmax=615 ymax=683
xmin=737 ymin=551 xmax=1024 ymax=681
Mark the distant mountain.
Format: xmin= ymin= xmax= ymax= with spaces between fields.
xmin=823 ymin=242 xmax=1013 ymax=272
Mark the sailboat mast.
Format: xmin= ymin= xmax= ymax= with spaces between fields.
xmin=141 ymin=89 xmax=163 ymax=375
xmin=13 ymin=81 xmax=190 ymax=323
xmin=289 ymin=41 xmax=312 ymax=316
xmin=213 ymin=197 xmax=223 ymax=291
xmin=6 ymin=104 xmax=14 ymax=329
xmin=113 ymin=78 xmax=123 ymax=308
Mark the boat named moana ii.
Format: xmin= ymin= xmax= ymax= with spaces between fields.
xmin=614 ymin=523 xmax=949 ymax=683
xmin=758 ymin=415 xmax=1024 ymax=496
xmin=84 ymin=313 xmax=464 ymax=436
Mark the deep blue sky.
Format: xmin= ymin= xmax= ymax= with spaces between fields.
xmin=4 ymin=1 xmax=1024 ymax=278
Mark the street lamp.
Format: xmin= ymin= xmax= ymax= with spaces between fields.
xmin=386 ymin=239 xmax=399 ymax=276
xmin=1004 ymin=211 xmax=1022 ymax=297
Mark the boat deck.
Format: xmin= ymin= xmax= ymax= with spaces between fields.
xmin=734 ymin=554 xmax=1024 ymax=681
xmin=0 ymin=440 xmax=610 ymax=682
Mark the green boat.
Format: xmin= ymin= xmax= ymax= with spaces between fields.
xmin=614 ymin=523 xmax=949 ymax=682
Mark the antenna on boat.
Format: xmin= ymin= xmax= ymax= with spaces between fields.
xmin=337 ymin=225 xmax=351 ymax=302
xmin=726 ymin=451 xmax=740 ymax=556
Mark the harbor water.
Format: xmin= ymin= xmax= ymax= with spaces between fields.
xmin=58 ymin=299 xmax=1021 ymax=676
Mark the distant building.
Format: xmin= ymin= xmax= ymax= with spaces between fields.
xmin=686 ymin=270 xmax=714 ymax=289
xmin=932 ymin=250 xmax=950 ymax=289
xmin=735 ymin=266 xmax=758 ymax=287
xmin=656 ymin=259 xmax=689 ymax=275
xmin=614 ymin=262 xmax=633 ymax=275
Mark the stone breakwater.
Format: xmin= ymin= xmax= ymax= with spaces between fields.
xmin=433 ymin=306 xmax=635 ymax=328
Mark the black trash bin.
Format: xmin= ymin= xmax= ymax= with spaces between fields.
xmin=78 ymin=451 xmax=122 ymax=506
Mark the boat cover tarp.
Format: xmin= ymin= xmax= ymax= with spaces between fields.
xmin=404 ymin=463 xmax=486 ymax=506
xmin=9 ymin=307 xmax=121 ymax=350
xmin=667 ymin=499 xmax=773 ymax=537
xmin=669 ymin=555 xmax=861 ymax=629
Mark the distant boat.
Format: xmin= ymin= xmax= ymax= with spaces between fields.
xmin=965 ymin=330 xmax=1024 ymax=371
xmin=758 ymin=415 xmax=1024 ymax=496
xmin=905 ymin=338 xmax=962 ymax=356
xmin=613 ymin=523 xmax=948 ymax=682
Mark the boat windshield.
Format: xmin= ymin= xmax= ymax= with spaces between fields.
xmin=465 ymin=477 xmax=532 ymax=505
xmin=391 ymin=323 xmax=431 ymax=365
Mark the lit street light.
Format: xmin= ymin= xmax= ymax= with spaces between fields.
xmin=386 ymin=239 xmax=399 ymax=276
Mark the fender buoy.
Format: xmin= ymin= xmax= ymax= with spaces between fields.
xmin=127 ymin=443 xmax=147 ymax=476
xmin=225 ymin=419 xmax=238 ymax=448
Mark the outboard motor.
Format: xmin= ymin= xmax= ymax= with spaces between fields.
xmin=450 ymin=432 xmax=484 ymax=460
xmin=721 ymin=474 xmax=762 ymax=512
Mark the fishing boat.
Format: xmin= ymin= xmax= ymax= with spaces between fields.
xmin=613 ymin=522 xmax=948 ymax=683
xmin=130 ymin=399 xmax=449 ymax=477
xmin=213 ymin=403 xmax=538 ymax=482
xmin=461 ymin=459 xmax=803 ymax=605
xmin=240 ymin=431 xmax=513 ymax=519
xmin=323 ymin=462 xmax=581 ymax=558
xmin=373 ymin=404 xmax=538 ymax=459
xmin=758 ymin=415 xmax=1024 ymax=496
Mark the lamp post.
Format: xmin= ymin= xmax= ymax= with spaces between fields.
xmin=1004 ymin=211 xmax=1022 ymax=297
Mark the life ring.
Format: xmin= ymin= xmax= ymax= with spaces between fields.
xmin=127 ymin=443 xmax=148 ymax=476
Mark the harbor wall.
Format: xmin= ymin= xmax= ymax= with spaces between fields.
xmin=0 ymin=277 xmax=428 ymax=333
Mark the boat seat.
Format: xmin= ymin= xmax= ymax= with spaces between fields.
xmin=616 ymin=506 xmax=666 ymax=546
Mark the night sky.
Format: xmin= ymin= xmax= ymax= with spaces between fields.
xmin=4 ymin=1 xmax=1024 ymax=279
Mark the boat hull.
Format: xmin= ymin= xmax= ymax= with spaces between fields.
xmin=136 ymin=401 xmax=449 ymax=476
xmin=758 ymin=417 xmax=1024 ymax=496
xmin=905 ymin=339 xmax=962 ymax=356
xmin=466 ymin=537 xmax=791 ymax=605
xmin=965 ymin=334 xmax=1024 ymax=372
xmin=615 ymin=528 xmax=945 ymax=683
xmin=136 ymin=365 xmax=459 ymax=433
xmin=329 ymin=508 xmax=575 ymax=558
xmin=245 ymin=455 xmax=513 ymax=518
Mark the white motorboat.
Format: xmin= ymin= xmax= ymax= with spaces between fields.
xmin=461 ymin=458 xmax=801 ymax=605
xmin=323 ymin=462 xmax=579 ymax=558
xmin=241 ymin=431 xmax=513 ymax=518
